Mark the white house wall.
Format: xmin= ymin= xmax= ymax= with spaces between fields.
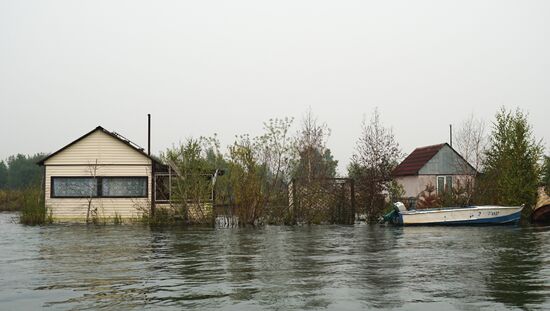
xmin=43 ymin=129 xmax=153 ymax=221
xmin=44 ymin=130 xmax=150 ymax=166
xmin=45 ymin=165 xmax=152 ymax=221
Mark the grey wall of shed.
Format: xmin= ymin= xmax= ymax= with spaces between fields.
xmin=418 ymin=145 xmax=475 ymax=175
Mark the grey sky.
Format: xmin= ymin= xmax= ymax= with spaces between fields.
xmin=1 ymin=0 xmax=549 ymax=173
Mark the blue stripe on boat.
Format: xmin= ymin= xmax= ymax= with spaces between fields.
xmin=396 ymin=210 xmax=522 ymax=226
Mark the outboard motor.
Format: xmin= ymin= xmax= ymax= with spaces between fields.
xmin=381 ymin=202 xmax=406 ymax=224
xmin=394 ymin=202 xmax=407 ymax=213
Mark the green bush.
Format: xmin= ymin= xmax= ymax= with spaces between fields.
xmin=19 ymin=187 xmax=50 ymax=225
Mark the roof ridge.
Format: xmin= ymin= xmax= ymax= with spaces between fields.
xmin=37 ymin=126 xmax=158 ymax=165
xmin=392 ymin=143 xmax=447 ymax=177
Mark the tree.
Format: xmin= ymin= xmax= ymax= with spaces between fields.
xmin=85 ymin=160 xmax=101 ymax=224
xmin=454 ymin=114 xmax=487 ymax=204
xmin=0 ymin=161 xmax=7 ymax=189
xmin=227 ymin=134 xmax=265 ymax=226
xmin=292 ymin=108 xmax=334 ymax=181
xmin=480 ymin=107 xmax=543 ymax=216
xmin=349 ymin=108 xmax=402 ymax=222
xmin=541 ymin=156 xmax=550 ymax=193
xmin=163 ymin=137 xmax=218 ymax=224
xmin=455 ymin=113 xmax=487 ymax=173
xmin=3 ymin=154 xmax=46 ymax=190
xmin=257 ymin=118 xmax=295 ymax=206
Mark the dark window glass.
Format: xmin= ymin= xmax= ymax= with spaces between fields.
xmin=52 ymin=177 xmax=98 ymax=197
xmin=102 ymin=177 xmax=147 ymax=197
xmin=155 ymin=175 xmax=170 ymax=202
xmin=446 ymin=176 xmax=453 ymax=191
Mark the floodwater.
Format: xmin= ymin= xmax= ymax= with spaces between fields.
xmin=0 ymin=213 xmax=549 ymax=311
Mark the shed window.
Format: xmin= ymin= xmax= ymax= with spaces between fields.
xmin=51 ymin=176 xmax=147 ymax=198
xmin=102 ymin=177 xmax=147 ymax=197
xmin=436 ymin=176 xmax=453 ymax=194
xmin=52 ymin=177 xmax=98 ymax=198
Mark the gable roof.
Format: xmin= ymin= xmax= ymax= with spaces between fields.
xmin=37 ymin=126 xmax=158 ymax=165
xmin=392 ymin=143 xmax=445 ymax=177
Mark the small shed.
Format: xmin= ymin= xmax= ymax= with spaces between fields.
xmin=38 ymin=126 xmax=164 ymax=221
xmin=392 ymin=143 xmax=476 ymax=202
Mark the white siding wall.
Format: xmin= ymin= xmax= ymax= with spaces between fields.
xmin=44 ymin=131 xmax=150 ymax=165
xmin=43 ymin=130 xmax=152 ymax=221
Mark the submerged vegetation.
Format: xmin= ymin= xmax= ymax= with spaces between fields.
xmin=0 ymin=153 xmax=50 ymax=225
xmin=157 ymin=110 xmax=343 ymax=226
xmin=18 ymin=187 xmax=51 ymax=226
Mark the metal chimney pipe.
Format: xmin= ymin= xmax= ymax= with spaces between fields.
xmin=148 ymin=114 xmax=151 ymax=156
xmin=449 ymin=124 xmax=453 ymax=147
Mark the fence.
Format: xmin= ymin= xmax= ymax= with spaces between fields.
xmin=289 ymin=178 xmax=355 ymax=225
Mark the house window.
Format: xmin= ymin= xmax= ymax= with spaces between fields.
xmin=51 ymin=176 xmax=147 ymax=198
xmin=52 ymin=177 xmax=98 ymax=198
xmin=436 ymin=176 xmax=453 ymax=194
xmin=155 ymin=174 xmax=171 ymax=202
xmin=102 ymin=177 xmax=148 ymax=197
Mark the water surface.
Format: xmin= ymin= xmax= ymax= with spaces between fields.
xmin=0 ymin=212 xmax=549 ymax=310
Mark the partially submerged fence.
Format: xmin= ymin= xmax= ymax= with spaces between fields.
xmin=289 ymin=178 xmax=355 ymax=225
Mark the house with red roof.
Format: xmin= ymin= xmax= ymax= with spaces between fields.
xmin=392 ymin=143 xmax=476 ymax=205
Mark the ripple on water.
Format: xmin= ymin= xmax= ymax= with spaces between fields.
xmin=0 ymin=213 xmax=549 ymax=310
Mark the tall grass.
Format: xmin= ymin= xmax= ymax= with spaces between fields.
xmin=0 ymin=190 xmax=25 ymax=211
xmin=19 ymin=187 xmax=51 ymax=225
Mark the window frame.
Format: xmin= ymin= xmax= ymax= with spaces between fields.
xmin=100 ymin=176 xmax=149 ymax=198
xmin=51 ymin=176 xmax=148 ymax=199
xmin=436 ymin=175 xmax=453 ymax=194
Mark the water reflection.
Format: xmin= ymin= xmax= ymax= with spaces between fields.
xmin=0 ymin=213 xmax=548 ymax=310
xmin=356 ymin=225 xmax=404 ymax=309
xmin=37 ymin=225 xmax=154 ymax=309
xmin=485 ymin=227 xmax=548 ymax=309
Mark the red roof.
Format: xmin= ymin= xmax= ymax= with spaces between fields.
xmin=392 ymin=143 xmax=446 ymax=177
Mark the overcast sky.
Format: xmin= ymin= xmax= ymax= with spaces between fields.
xmin=1 ymin=0 xmax=549 ymax=172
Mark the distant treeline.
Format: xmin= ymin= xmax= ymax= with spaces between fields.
xmin=0 ymin=154 xmax=47 ymax=213
xmin=0 ymin=154 xmax=46 ymax=190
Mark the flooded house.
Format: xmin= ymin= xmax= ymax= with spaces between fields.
xmin=38 ymin=125 xmax=166 ymax=221
xmin=392 ymin=143 xmax=476 ymax=207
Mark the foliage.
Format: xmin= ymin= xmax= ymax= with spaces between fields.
xmin=478 ymin=107 xmax=543 ymax=217
xmin=542 ymin=156 xmax=550 ymax=193
xmin=416 ymin=184 xmax=440 ymax=209
xmin=0 ymin=161 xmax=7 ymax=189
xmin=291 ymin=109 xmax=336 ymax=181
xmin=0 ymin=154 xmax=46 ymax=190
xmin=163 ymin=138 xmax=218 ymax=225
xmin=257 ymin=118 xmax=297 ymax=223
xmin=139 ymin=206 xmax=180 ymax=226
xmin=226 ymin=135 xmax=266 ymax=226
xmin=0 ymin=189 xmax=25 ymax=211
xmin=454 ymin=114 xmax=487 ymax=205
xmin=348 ymin=108 xmax=402 ymax=222
xmin=455 ymin=114 xmax=487 ymax=173
xmin=438 ymin=179 xmax=470 ymax=207
xmin=19 ymin=187 xmax=51 ymax=225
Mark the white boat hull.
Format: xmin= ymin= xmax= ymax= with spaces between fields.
xmin=394 ymin=205 xmax=523 ymax=225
